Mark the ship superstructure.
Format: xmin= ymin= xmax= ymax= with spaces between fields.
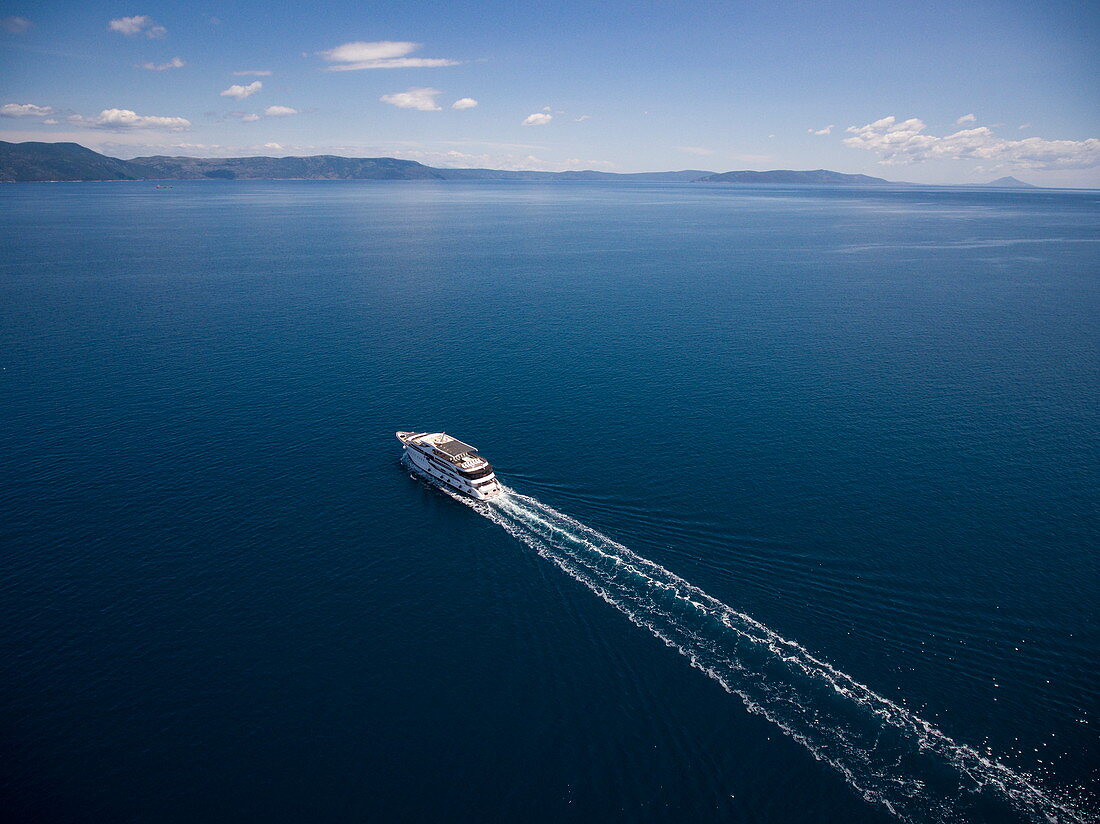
xmin=396 ymin=431 xmax=503 ymax=500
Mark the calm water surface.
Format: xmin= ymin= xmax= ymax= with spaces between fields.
xmin=1 ymin=180 xmax=1097 ymax=822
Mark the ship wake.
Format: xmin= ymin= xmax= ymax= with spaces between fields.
xmin=449 ymin=486 xmax=1090 ymax=824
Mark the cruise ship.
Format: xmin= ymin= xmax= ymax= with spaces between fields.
xmin=397 ymin=431 xmax=504 ymax=500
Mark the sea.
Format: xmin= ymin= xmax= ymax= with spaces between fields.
xmin=1 ymin=179 xmax=1097 ymax=823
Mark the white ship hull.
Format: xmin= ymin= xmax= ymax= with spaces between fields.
xmin=397 ymin=431 xmax=503 ymax=501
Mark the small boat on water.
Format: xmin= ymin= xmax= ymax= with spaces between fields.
xmin=154 ymin=185 xmax=173 ymax=189
xmin=396 ymin=431 xmax=503 ymax=500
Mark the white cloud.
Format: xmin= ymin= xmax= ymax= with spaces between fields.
xmin=808 ymin=124 xmax=834 ymax=135
xmin=677 ymin=146 xmax=714 ymax=155
xmin=1 ymin=16 xmax=32 ymax=34
xmin=233 ymin=70 xmax=272 ymax=76
xmin=1019 ymin=123 xmax=1031 ymax=130
xmin=137 ymin=56 xmax=185 ymax=71
xmin=1 ymin=103 xmax=56 ymax=117
xmin=522 ymin=113 xmax=552 ymax=126
xmin=108 ymin=15 xmax=147 ymax=35
xmin=323 ymin=41 xmax=416 ymax=61
xmin=331 ymin=57 xmax=459 ymax=70
xmin=843 ymin=115 xmax=1100 ymax=170
xmin=108 ymin=15 xmax=166 ymax=38
xmin=239 ymin=113 xmax=261 ymax=122
xmin=319 ymin=40 xmax=460 ymax=71
xmin=451 ymin=97 xmax=478 ymax=110
xmin=574 ymin=115 xmax=592 ymax=122
xmin=220 ymin=81 xmax=262 ymax=99
xmin=380 ymin=87 xmax=442 ymax=111
xmin=264 ymin=142 xmax=282 ymax=150
xmin=957 ymin=113 xmax=977 ymax=125
xmin=81 ymin=108 xmax=191 ymax=131
xmin=264 ymin=105 xmax=299 ymax=116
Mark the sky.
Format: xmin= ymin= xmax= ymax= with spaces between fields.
xmin=1 ymin=0 xmax=1098 ymax=185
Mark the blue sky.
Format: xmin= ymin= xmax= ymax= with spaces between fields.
xmin=2 ymin=0 xmax=1098 ymax=184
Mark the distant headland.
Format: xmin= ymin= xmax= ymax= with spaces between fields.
xmin=0 ymin=140 xmax=1039 ymax=187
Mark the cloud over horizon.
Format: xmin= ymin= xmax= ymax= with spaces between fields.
xmin=3 ymin=103 xmax=190 ymax=132
xmin=319 ymin=41 xmax=460 ymax=71
xmin=522 ymin=113 xmax=552 ymax=126
xmin=396 ymin=146 xmax=617 ymax=172
xmin=73 ymin=108 xmax=191 ymax=131
xmin=264 ymin=105 xmax=299 ymax=116
xmin=844 ymin=116 xmax=1100 ymax=170
xmin=2 ymin=103 xmax=57 ymax=118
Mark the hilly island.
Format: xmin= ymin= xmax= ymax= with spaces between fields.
xmin=0 ymin=141 xmax=1037 ymax=186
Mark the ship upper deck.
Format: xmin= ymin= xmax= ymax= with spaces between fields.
xmin=405 ymin=432 xmax=489 ymax=469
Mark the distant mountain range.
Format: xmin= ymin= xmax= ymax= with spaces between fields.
xmin=120 ymin=152 xmax=448 ymax=181
xmin=0 ymin=141 xmax=1039 ymax=187
xmin=0 ymin=142 xmax=711 ymax=183
xmin=697 ymin=169 xmax=889 ymax=185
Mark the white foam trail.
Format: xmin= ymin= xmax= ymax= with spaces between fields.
xmin=449 ymin=484 xmax=1092 ymax=824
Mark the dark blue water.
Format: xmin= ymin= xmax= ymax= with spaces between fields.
xmin=2 ymin=180 xmax=1097 ymax=823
